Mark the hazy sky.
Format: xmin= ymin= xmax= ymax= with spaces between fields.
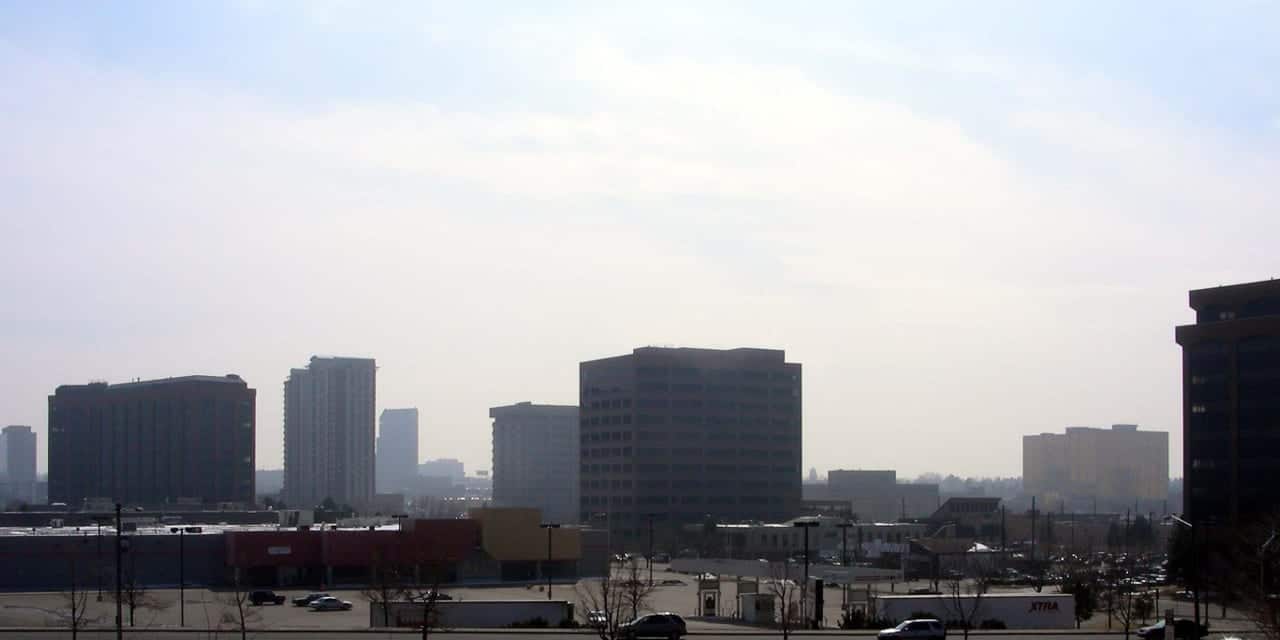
xmin=2 ymin=2 xmax=1278 ymax=480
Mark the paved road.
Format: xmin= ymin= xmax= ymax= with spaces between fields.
xmin=0 ymin=631 xmax=1263 ymax=640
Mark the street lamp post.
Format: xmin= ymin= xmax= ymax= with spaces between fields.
xmin=1260 ymin=529 xmax=1277 ymax=604
xmin=1166 ymin=515 xmax=1200 ymax=628
xmin=170 ymin=526 xmax=200 ymax=627
xmin=794 ymin=520 xmax=819 ymax=629
xmin=540 ymin=523 xmax=560 ymax=600
xmin=115 ymin=504 xmax=123 ymax=640
xmin=837 ymin=522 xmax=853 ymax=610
xmin=646 ymin=513 xmax=657 ymax=586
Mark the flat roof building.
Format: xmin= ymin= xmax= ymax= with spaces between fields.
xmin=48 ymin=375 xmax=256 ymax=506
xmin=1176 ymin=279 xmax=1280 ymax=525
xmin=579 ymin=347 xmax=802 ymax=544
xmin=490 ymin=402 xmax=579 ymax=524
xmin=1022 ymin=425 xmax=1168 ymax=514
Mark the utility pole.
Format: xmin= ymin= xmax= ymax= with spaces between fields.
xmin=114 ymin=503 xmax=123 ymax=640
xmin=837 ymin=522 xmax=852 ymax=610
xmin=1031 ymin=496 xmax=1037 ymax=564
xmin=540 ymin=523 xmax=559 ymax=600
xmin=794 ymin=520 xmax=819 ymax=629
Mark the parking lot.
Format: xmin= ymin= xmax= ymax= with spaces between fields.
xmin=0 ymin=563 xmax=1254 ymax=632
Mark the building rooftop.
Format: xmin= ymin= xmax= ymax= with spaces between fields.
xmin=56 ymin=375 xmax=249 ymax=393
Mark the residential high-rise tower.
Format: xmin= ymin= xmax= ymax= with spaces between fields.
xmin=283 ymin=356 xmax=376 ymax=509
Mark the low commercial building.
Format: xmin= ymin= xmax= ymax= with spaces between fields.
xmin=0 ymin=507 xmax=586 ymax=591
xmin=705 ymin=516 xmax=927 ymax=562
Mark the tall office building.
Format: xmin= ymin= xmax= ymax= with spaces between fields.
xmin=1176 ymin=279 xmax=1280 ymax=525
xmin=2 ymin=426 xmax=37 ymax=504
xmin=490 ymin=402 xmax=579 ymax=524
xmin=283 ymin=356 xmax=377 ymax=509
xmin=377 ymin=408 xmax=419 ymax=493
xmin=579 ymin=347 xmax=802 ymax=542
xmin=48 ymin=376 xmax=256 ymax=506
xmin=1022 ymin=425 xmax=1168 ymax=513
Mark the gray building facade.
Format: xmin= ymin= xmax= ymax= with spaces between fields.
xmin=579 ymin=347 xmax=802 ymax=543
xmin=490 ymin=402 xmax=579 ymax=524
xmin=48 ymin=376 xmax=256 ymax=506
xmin=283 ymin=356 xmax=377 ymax=509
xmin=2 ymin=425 xmax=37 ymax=504
xmin=377 ymin=408 xmax=419 ymax=493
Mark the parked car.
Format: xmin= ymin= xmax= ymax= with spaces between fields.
xmin=1137 ymin=619 xmax=1208 ymax=640
xmin=308 ymin=596 xmax=354 ymax=611
xmin=292 ymin=592 xmax=330 ymax=607
xmin=618 ymin=612 xmax=687 ymax=639
xmin=249 ymin=590 xmax=285 ymax=605
xmin=651 ymin=552 xmax=670 ymax=563
xmin=878 ymin=619 xmax=947 ymax=640
xmin=587 ymin=610 xmax=608 ymax=627
xmin=408 ymin=590 xmax=452 ymax=602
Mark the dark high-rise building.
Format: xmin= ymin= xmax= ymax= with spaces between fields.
xmin=1176 ymin=279 xmax=1280 ymax=526
xmin=2 ymin=425 xmax=37 ymax=504
xmin=283 ymin=356 xmax=376 ymax=509
xmin=48 ymin=375 xmax=256 ymax=506
xmin=377 ymin=408 xmax=419 ymax=493
xmin=579 ymin=347 xmax=802 ymax=543
xmin=490 ymin=402 xmax=579 ymax=524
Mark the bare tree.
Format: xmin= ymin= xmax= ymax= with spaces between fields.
xmin=219 ymin=577 xmax=262 ymax=640
xmin=1104 ymin=569 xmax=1140 ymax=640
xmin=362 ymin=549 xmax=406 ymax=628
xmin=109 ymin=556 xmax=170 ymax=628
xmin=942 ymin=566 xmax=991 ymax=640
xmin=620 ymin=557 xmax=658 ymax=622
xmin=766 ymin=562 xmax=801 ymax=640
xmin=57 ymin=557 xmax=101 ymax=640
xmin=404 ymin=562 xmax=450 ymax=640
xmin=578 ymin=563 xmax=629 ymax=640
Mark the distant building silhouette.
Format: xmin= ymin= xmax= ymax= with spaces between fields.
xmin=1022 ymin=425 xmax=1168 ymax=514
xmin=419 ymin=458 xmax=465 ymax=482
xmin=2 ymin=425 xmax=37 ymax=504
xmin=1176 ymin=279 xmax=1280 ymax=525
xmin=283 ymin=356 xmax=376 ymax=510
xmin=48 ymin=375 xmax=256 ymax=506
xmin=826 ymin=469 xmax=939 ymax=521
xmin=490 ymin=402 xmax=579 ymax=524
xmin=376 ymin=408 xmax=419 ymax=493
xmin=579 ymin=346 xmax=802 ymax=543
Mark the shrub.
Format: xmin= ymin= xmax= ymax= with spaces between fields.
xmin=979 ymin=619 xmax=1007 ymax=629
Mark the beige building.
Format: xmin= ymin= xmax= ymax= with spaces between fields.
xmin=1023 ymin=425 xmax=1168 ymax=513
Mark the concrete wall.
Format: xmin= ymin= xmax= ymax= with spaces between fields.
xmin=877 ymin=593 xmax=1075 ymax=629
xmin=372 ymin=600 xmax=574 ymax=628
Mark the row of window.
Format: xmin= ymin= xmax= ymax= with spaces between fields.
xmin=585 ymin=478 xmax=789 ymax=490
xmin=634 ymin=367 xmax=797 ymax=383
xmin=581 ymin=462 xmax=800 ymax=474
xmin=581 ymin=495 xmax=786 ymax=506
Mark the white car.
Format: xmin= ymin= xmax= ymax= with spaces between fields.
xmin=308 ymin=596 xmax=353 ymax=611
xmin=879 ymin=619 xmax=946 ymax=640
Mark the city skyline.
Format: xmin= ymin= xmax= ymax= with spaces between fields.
xmin=5 ymin=3 xmax=1279 ymax=480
